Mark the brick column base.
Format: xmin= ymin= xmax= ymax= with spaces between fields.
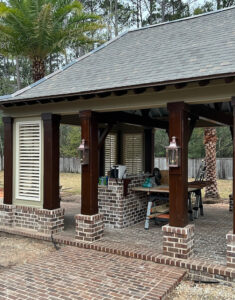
xmin=162 ymin=224 xmax=195 ymax=259
xmin=226 ymin=231 xmax=235 ymax=268
xmin=37 ymin=208 xmax=64 ymax=234
xmin=0 ymin=205 xmax=64 ymax=235
xmin=0 ymin=204 xmax=14 ymax=227
xmin=75 ymin=214 xmax=104 ymax=242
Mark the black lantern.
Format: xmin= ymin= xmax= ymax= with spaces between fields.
xmin=78 ymin=139 xmax=89 ymax=165
xmin=166 ymin=136 xmax=181 ymax=168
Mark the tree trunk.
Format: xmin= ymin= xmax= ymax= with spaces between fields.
xmin=32 ymin=57 xmax=45 ymax=82
xmin=15 ymin=57 xmax=21 ymax=90
xmin=204 ymin=128 xmax=220 ymax=199
xmin=161 ymin=0 xmax=166 ymax=22
xmin=114 ymin=0 xmax=118 ymax=37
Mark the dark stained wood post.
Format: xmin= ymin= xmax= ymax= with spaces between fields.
xmin=42 ymin=113 xmax=61 ymax=210
xmin=79 ymin=110 xmax=99 ymax=215
xmin=117 ymin=130 xmax=122 ymax=164
xmin=167 ymin=102 xmax=189 ymax=227
xmin=231 ymin=98 xmax=235 ymax=233
xmin=99 ymin=128 xmax=105 ymax=177
xmin=144 ymin=128 xmax=154 ymax=174
xmin=3 ymin=117 xmax=13 ymax=205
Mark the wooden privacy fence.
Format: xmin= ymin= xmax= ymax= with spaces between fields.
xmin=0 ymin=157 xmax=232 ymax=179
xmin=154 ymin=157 xmax=233 ymax=180
xmin=58 ymin=157 xmax=233 ymax=179
xmin=60 ymin=157 xmax=81 ymax=173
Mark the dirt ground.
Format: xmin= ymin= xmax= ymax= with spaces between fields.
xmin=0 ymin=233 xmax=56 ymax=269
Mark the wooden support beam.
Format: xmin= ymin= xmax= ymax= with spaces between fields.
xmin=42 ymin=113 xmax=61 ymax=210
xmin=191 ymin=104 xmax=233 ymax=126
xmin=98 ymin=123 xmax=113 ymax=150
xmin=97 ymin=111 xmax=168 ymax=129
xmin=231 ymin=100 xmax=235 ymax=234
xmin=99 ymin=129 xmax=105 ymax=177
xmin=188 ymin=116 xmax=198 ymax=142
xmin=79 ymin=110 xmax=99 ymax=215
xmin=117 ymin=130 xmax=122 ymax=164
xmin=144 ymin=129 xmax=154 ymax=174
xmin=168 ymin=102 xmax=189 ymax=227
xmin=3 ymin=117 xmax=13 ymax=205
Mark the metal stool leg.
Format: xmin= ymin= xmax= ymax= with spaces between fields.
xmin=188 ymin=192 xmax=193 ymax=221
xmin=145 ymin=196 xmax=152 ymax=230
xmin=199 ymin=190 xmax=204 ymax=216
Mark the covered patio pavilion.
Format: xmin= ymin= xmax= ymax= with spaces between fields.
xmin=0 ymin=7 xmax=235 ymax=280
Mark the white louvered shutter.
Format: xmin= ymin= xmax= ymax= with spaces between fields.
xmin=123 ymin=133 xmax=143 ymax=175
xmin=16 ymin=120 xmax=41 ymax=201
xmin=104 ymin=133 xmax=118 ymax=175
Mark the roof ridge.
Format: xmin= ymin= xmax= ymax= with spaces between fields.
xmin=128 ymin=6 xmax=235 ymax=33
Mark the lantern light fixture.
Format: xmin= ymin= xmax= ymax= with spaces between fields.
xmin=78 ymin=139 xmax=89 ymax=165
xmin=166 ymin=136 xmax=181 ymax=168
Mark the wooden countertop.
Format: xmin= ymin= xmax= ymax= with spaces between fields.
xmin=132 ymin=185 xmax=200 ymax=194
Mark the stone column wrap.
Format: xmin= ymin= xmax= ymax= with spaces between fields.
xmin=162 ymin=224 xmax=195 ymax=259
xmin=75 ymin=213 xmax=104 ymax=242
xmin=226 ymin=231 xmax=235 ymax=268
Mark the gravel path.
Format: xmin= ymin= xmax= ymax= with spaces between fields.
xmin=167 ymin=280 xmax=235 ymax=300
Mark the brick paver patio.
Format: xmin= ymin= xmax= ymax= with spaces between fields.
xmin=62 ymin=202 xmax=232 ymax=265
xmin=0 ymin=246 xmax=185 ymax=300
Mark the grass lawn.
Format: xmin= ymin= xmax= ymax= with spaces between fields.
xmin=60 ymin=172 xmax=81 ymax=195
xmin=0 ymin=171 xmax=232 ymax=199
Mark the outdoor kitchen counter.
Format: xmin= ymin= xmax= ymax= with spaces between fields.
xmin=98 ymin=175 xmax=148 ymax=229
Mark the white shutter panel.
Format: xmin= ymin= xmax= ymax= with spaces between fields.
xmin=123 ymin=133 xmax=143 ymax=175
xmin=104 ymin=133 xmax=117 ymax=175
xmin=16 ymin=121 xmax=41 ymax=201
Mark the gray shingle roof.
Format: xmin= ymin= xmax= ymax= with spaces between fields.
xmin=2 ymin=7 xmax=235 ymax=103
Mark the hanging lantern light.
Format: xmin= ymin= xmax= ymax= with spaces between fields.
xmin=78 ymin=139 xmax=89 ymax=165
xmin=166 ymin=136 xmax=181 ymax=168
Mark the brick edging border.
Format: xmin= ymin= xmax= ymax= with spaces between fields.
xmin=0 ymin=226 xmax=234 ymax=282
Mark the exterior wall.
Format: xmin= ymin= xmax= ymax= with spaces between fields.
xmin=98 ymin=175 xmax=148 ymax=229
xmin=0 ymin=204 xmax=64 ymax=234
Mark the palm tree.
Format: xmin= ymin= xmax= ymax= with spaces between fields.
xmin=0 ymin=0 xmax=102 ymax=82
xmin=204 ymin=127 xmax=220 ymax=199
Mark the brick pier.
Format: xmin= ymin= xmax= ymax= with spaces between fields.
xmin=162 ymin=224 xmax=195 ymax=259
